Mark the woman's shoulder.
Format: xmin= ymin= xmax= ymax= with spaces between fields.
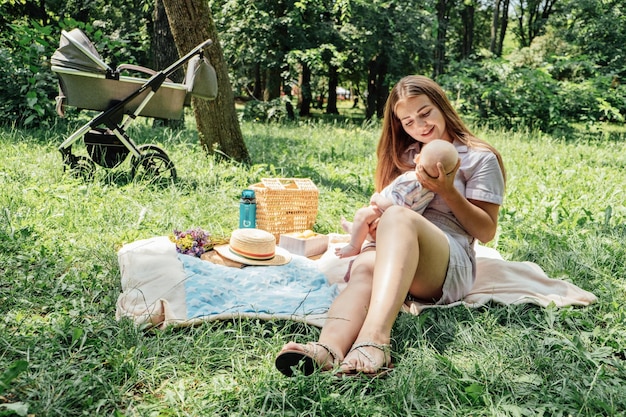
xmin=459 ymin=145 xmax=502 ymax=180
xmin=461 ymin=145 xmax=497 ymax=163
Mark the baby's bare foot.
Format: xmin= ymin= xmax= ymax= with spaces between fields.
xmin=336 ymin=243 xmax=360 ymax=258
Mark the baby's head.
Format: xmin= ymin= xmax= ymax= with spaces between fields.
xmin=419 ymin=139 xmax=458 ymax=178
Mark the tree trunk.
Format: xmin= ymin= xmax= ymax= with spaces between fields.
xmin=433 ymin=0 xmax=452 ymax=77
xmin=365 ymin=56 xmax=389 ymax=120
xmin=498 ymin=0 xmax=509 ymax=55
xmin=461 ymin=2 xmax=475 ymax=59
xmin=516 ymin=0 xmax=558 ymax=48
xmin=326 ymin=64 xmax=339 ymax=114
xmin=298 ymin=61 xmax=312 ymax=117
xmin=375 ymin=59 xmax=388 ymax=119
xmin=152 ymin=0 xmax=183 ymax=129
xmin=490 ymin=0 xmax=500 ymax=55
xmin=162 ymin=0 xmax=249 ymax=163
xmin=263 ymin=66 xmax=281 ymax=101
xmin=252 ymin=63 xmax=262 ymax=99
xmin=365 ymin=58 xmax=377 ymax=120
xmin=490 ymin=0 xmax=509 ymax=56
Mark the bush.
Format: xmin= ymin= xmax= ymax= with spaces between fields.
xmin=240 ymin=98 xmax=294 ymax=123
xmin=438 ymin=57 xmax=626 ymax=132
xmin=439 ymin=61 xmax=568 ymax=131
xmin=0 ymin=19 xmax=146 ymax=129
xmin=0 ymin=21 xmax=59 ymax=128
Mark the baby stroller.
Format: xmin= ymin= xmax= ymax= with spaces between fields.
xmin=51 ymin=28 xmax=218 ymax=180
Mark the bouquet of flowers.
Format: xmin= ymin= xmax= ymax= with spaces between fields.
xmin=169 ymin=227 xmax=212 ymax=257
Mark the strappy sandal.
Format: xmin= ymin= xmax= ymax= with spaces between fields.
xmin=339 ymin=342 xmax=393 ymax=378
xmin=275 ymin=342 xmax=340 ymax=377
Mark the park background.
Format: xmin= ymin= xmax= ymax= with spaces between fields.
xmin=1 ymin=1 xmax=625 ymax=416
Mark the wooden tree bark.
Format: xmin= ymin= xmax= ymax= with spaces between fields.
xmin=152 ymin=0 xmax=183 ymax=129
xmin=162 ymin=0 xmax=249 ymax=163
xmin=490 ymin=0 xmax=509 ymax=56
xmin=365 ymin=55 xmax=388 ymax=120
xmin=460 ymin=2 xmax=475 ymax=59
xmin=252 ymin=63 xmax=262 ymax=100
xmin=498 ymin=0 xmax=510 ymax=56
xmin=434 ymin=0 xmax=453 ymax=77
xmin=263 ymin=67 xmax=282 ymax=101
xmin=298 ymin=61 xmax=312 ymax=117
xmin=325 ymin=64 xmax=339 ymax=115
xmin=365 ymin=58 xmax=377 ymax=121
xmin=516 ymin=0 xmax=556 ymax=48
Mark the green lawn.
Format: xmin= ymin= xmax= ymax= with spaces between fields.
xmin=1 ymin=114 xmax=625 ymax=416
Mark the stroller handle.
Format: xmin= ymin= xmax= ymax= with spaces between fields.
xmin=163 ymin=39 xmax=213 ymax=78
xmin=197 ymin=39 xmax=213 ymax=50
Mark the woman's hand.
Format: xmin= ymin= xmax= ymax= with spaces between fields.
xmin=367 ymin=217 xmax=379 ymax=241
xmin=414 ymin=154 xmax=499 ymax=243
xmin=416 ymin=157 xmax=461 ymax=197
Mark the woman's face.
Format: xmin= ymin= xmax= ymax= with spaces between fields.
xmin=395 ymin=95 xmax=450 ymax=144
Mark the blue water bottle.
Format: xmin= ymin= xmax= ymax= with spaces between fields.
xmin=239 ymin=189 xmax=256 ymax=228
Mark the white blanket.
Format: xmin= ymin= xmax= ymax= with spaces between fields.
xmin=116 ymin=235 xmax=597 ymax=329
xmin=317 ymin=235 xmax=598 ymax=314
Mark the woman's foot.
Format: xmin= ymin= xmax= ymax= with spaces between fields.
xmin=339 ymin=342 xmax=393 ymax=375
xmin=275 ymin=342 xmax=342 ymax=377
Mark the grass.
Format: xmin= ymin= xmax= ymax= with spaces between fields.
xmin=1 ymin=108 xmax=625 ymax=416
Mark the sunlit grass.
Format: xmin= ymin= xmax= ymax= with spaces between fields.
xmin=1 ymin=116 xmax=625 ymax=416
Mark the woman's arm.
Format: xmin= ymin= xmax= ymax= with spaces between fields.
xmin=442 ymin=195 xmax=499 ymax=243
xmin=418 ymin=159 xmax=500 ymax=243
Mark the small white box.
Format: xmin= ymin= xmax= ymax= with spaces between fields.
xmin=279 ymin=232 xmax=329 ymax=257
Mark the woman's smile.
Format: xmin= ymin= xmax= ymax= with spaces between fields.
xmin=395 ymin=95 xmax=449 ymax=143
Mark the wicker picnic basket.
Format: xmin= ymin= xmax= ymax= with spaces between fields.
xmin=250 ymin=178 xmax=319 ymax=241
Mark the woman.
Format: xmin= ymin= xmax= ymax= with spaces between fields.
xmin=275 ymin=75 xmax=506 ymax=376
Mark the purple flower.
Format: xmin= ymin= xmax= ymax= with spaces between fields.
xmin=169 ymin=227 xmax=212 ymax=257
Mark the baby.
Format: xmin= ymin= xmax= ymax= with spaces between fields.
xmin=335 ymin=139 xmax=459 ymax=258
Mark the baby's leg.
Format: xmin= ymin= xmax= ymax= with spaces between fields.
xmin=335 ymin=207 xmax=378 ymax=258
xmin=340 ymin=217 xmax=353 ymax=234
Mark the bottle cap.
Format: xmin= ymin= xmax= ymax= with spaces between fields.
xmin=241 ymin=189 xmax=255 ymax=199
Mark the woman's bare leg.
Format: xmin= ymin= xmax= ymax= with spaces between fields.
xmin=341 ymin=206 xmax=450 ymax=372
xmin=277 ymin=250 xmax=377 ymax=364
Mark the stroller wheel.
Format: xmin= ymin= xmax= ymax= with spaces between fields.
xmin=66 ymin=155 xmax=95 ymax=180
xmin=131 ymin=152 xmax=177 ymax=182
xmin=130 ymin=144 xmax=169 ymax=167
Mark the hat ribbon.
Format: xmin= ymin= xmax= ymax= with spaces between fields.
xmin=229 ymin=247 xmax=275 ymax=261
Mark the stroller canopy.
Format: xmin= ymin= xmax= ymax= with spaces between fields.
xmin=51 ymin=29 xmax=112 ymax=74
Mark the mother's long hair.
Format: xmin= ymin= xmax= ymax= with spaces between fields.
xmin=374 ymin=75 xmax=506 ymax=191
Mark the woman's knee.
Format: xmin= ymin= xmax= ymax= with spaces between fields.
xmin=348 ymin=253 xmax=375 ymax=286
xmin=379 ymin=206 xmax=422 ymax=234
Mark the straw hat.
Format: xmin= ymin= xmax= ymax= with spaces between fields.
xmin=214 ymin=228 xmax=291 ymax=266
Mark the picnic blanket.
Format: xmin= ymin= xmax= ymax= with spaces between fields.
xmin=115 ymin=235 xmax=597 ymax=329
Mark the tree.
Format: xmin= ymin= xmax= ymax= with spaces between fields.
xmin=490 ymin=0 xmax=510 ymax=57
xmin=210 ymin=0 xmax=294 ymax=102
xmin=162 ymin=0 xmax=249 ymax=163
xmin=298 ymin=61 xmax=313 ymax=116
xmin=151 ymin=0 xmax=184 ymax=129
xmin=460 ymin=0 xmax=476 ymax=59
xmin=554 ymin=0 xmax=626 ymax=75
xmin=280 ymin=1 xmax=347 ymax=116
xmin=513 ymin=0 xmax=559 ymax=48
xmin=434 ymin=0 xmax=455 ymax=77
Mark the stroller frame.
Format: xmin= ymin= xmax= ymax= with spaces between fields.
xmin=52 ymin=29 xmax=214 ymax=180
